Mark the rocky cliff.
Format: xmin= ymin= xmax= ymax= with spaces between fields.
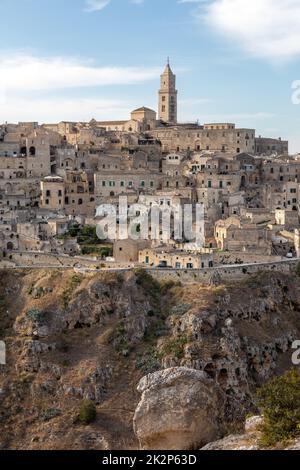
xmin=0 ymin=268 xmax=299 ymax=450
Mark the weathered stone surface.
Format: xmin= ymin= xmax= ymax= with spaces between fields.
xmin=134 ymin=367 xmax=224 ymax=450
xmin=201 ymin=416 xmax=300 ymax=451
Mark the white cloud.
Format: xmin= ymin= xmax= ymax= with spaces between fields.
xmin=84 ymin=0 xmax=144 ymax=11
xmin=198 ymin=0 xmax=300 ymax=61
xmin=0 ymin=54 xmax=159 ymax=92
xmin=178 ymin=1 xmax=203 ymax=3
xmin=84 ymin=0 xmax=110 ymax=12
xmin=0 ymin=53 xmax=160 ymax=123
xmin=0 ymin=97 xmax=132 ymax=123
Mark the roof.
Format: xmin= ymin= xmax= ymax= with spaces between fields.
xmin=97 ymin=120 xmax=127 ymax=126
xmin=162 ymin=63 xmax=174 ymax=75
xmin=131 ymin=107 xmax=156 ymax=114
xmin=43 ymin=176 xmax=63 ymax=181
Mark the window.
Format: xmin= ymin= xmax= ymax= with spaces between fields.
xmin=162 ymin=105 xmax=166 ymax=112
xmin=120 ymin=181 xmax=125 ymax=187
xmin=162 ymin=96 xmax=166 ymax=102
xmin=102 ymin=181 xmax=106 ymax=187
xmin=46 ymin=190 xmax=51 ymax=197
xmin=150 ymin=181 xmax=154 ymax=187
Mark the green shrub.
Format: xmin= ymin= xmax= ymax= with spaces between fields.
xmin=81 ymin=246 xmax=112 ymax=257
xmin=257 ymin=369 xmax=300 ymax=447
xmin=68 ymin=224 xmax=81 ymax=237
xmin=135 ymin=269 xmax=161 ymax=302
xmin=135 ymin=347 xmax=161 ymax=374
xmin=41 ymin=408 xmax=61 ymax=422
xmin=162 ymin=335 xmax=189 ymax=359
xmin=160 ymin=280 xmax=181 ymax=295
xmin=77 ymin=226 xmax=100 ymax=245
xmin=170 ymin=303 xmax=191 ymax=316
xmin=26 ymin=308 xmax=45 ymax=323
xmin=78 ymin=400 xmax=97 ymax=425
xmin=60 ymin=274 xmax=83 ymax=309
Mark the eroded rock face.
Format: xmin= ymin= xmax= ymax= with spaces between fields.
xmin=133 ymin=367 xmax=224 ymax=450
xmin=159 ymin=272 xmax=300 ymax=417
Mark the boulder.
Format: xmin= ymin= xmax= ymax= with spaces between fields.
xmin=133 ymin=367 xmax=224 ymax=450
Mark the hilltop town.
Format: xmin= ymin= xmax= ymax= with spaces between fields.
xmin=0 ymin=62 xmax=297 ymax=272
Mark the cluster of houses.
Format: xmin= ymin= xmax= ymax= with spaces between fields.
xmin=0 ymin=63 xmax=298 ymax=270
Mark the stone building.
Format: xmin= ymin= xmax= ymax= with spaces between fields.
xmin=158 ymin=60 xmax=178 ymax=124
xmin=113 ymin=239 xmax=150 ymax=263
xmin=41 ymin=171 xmax=95 ymax=216
xmin=151 ymin=125 xmax=256 ymax=155
xmin=40 ymin=176 xmax=65 ymax=211
xmin=215 ymin=216 xmax=271 ymax=254
xmin=255 ymin=136 xmax=288 ymax=156
xmin=139 ymin=247 xmax=213 ymax=269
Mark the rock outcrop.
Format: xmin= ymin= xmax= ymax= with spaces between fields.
xmin=201 ymin=415 xmax=300 ymax=450
xmin=0 ymin=268 xmax=299 ymax=450
xmin=133 ymin=367 xmax=224 ymax=450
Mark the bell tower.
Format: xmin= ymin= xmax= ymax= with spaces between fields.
xmin=158 ymin=59 xmax=177 ymax=124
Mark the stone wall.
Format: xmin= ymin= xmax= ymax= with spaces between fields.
xmin=147 ymin=259 xmax=298 ymax=284
xmin=1 ymin=251 xmax=298 ymax=286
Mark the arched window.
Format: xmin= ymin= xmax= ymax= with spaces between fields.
xmin=78 ymin=199 xmax=83 ymax=205
xmin=29 ymin=146 xmax=36 ymax=156
xmin=7 ymin=242 xmax=14 ymax=251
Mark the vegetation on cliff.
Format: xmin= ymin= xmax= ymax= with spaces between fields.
xmin=257 ymin=369 xmax=300 ymax=447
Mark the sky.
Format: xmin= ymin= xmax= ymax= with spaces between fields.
xmin=1 ymin=0 xmax=300 ymax=152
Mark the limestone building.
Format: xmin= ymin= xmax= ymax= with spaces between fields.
xmin=158 ymin=60 xmax=178 ymax=124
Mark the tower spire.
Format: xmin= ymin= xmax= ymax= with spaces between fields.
xmin=158 ymin=60 xmax=178 ymax=124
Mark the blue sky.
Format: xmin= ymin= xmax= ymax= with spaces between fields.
xmin=1 ymin=0 xmax=300 ymax=152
